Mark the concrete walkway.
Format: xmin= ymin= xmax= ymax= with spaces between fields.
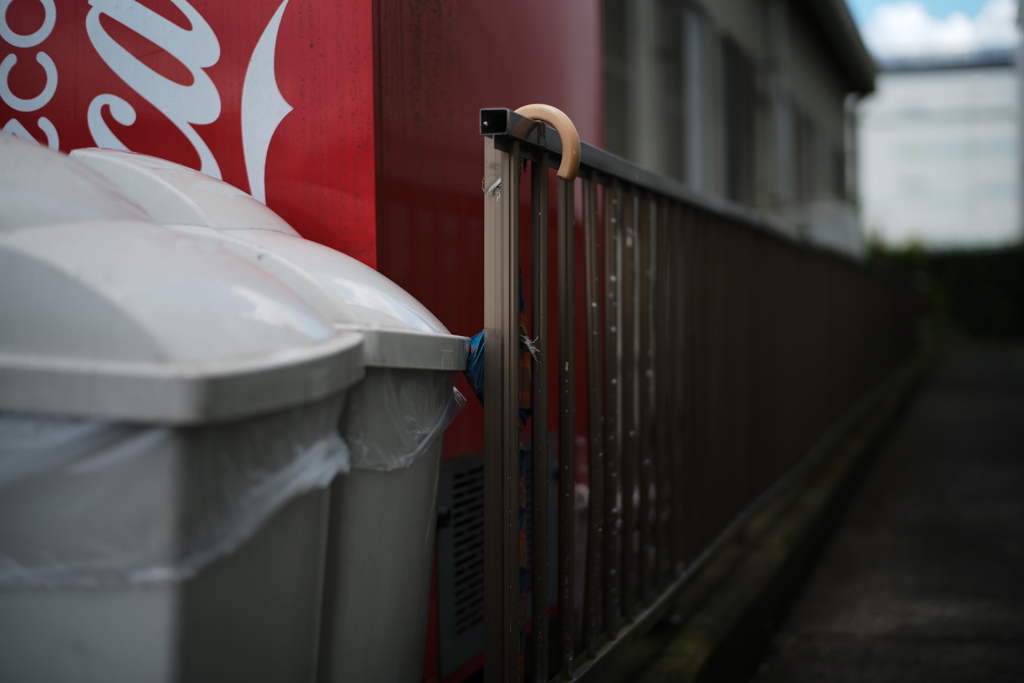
xmin=756 ymin=343 xmax=1024 ymax=682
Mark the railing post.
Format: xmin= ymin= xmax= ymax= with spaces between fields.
xmin=603 ymin=180 xmax=623 ymax=637
xmin=620 ymin=188 xmax=638 ymax=619
xmin=582 ymin=176 xmax=605 ymax=658
xmin=638 ymin=193 xmax=654 ymax=602
xmin=557 ymin=175 xmax=576 ymax=677
xmin=531 ymin=148 xmax=550 ymax=683
xmin=669 ymin=204 xmax=688 ymax=578
xmin=653 ymin=198 xmax=671 ymax=589
xmin=483 ymin=136 xmax=522 ymax=683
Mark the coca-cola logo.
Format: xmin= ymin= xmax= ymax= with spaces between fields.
xmin=1 ymin=0 xmax=59 ymax=148
xmin=85 ymin=0 xmax=227 ymax=178
xmin=3 ymin=0 xmax=293 ymax=203
xmin=2 ymin=0 xmax=378 ymax=265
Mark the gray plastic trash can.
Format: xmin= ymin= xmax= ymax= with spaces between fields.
xmin=72 ymin=148 xmax=471 ymax=683
xmin=0 ymin=148 xmax=365 ymax=683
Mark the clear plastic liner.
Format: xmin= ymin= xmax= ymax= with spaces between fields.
xmin=341 ymin=368 xmax=465 ymax=471
xmin=0 ymin=393 xmax=350 ymax=588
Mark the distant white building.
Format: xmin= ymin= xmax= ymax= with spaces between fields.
xmin=858 ymin=49 xmax=1020 ymax=248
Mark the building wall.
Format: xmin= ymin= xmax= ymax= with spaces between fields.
xmin=859 ymin=62 xmax=1020 ymax=248
xmin=604 ymin=0 xmax=865 ymax=249
xmin=786 ymin=6 xmax=849 ymax=203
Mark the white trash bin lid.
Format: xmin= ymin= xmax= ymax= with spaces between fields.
xmin=71 ymin=148 xmax=469 ymax=371
xmin=0 ymin=219 xmax=364 ymax=424
xmin=69 ymin=148 xmax=297 ymax=234
xmin=0 ymin=135 xmax=152 ymax=231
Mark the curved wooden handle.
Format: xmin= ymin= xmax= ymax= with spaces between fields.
xmin=514 ymin=104 xmax=581 ymax=182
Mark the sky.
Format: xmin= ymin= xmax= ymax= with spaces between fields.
xmin=845 ymin=0 xmax=1020 ymax=58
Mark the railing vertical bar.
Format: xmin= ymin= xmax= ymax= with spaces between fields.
xmin=603 ymin=180 xmax=622 ymax=638
xmin=620 ymin=187 xmax=638 ymax=619
xmin=659 ymin=200 xmax=675 ymax=585
xmin=557 ymin=177 xmax=576 ymax=677
xmin=483 ymin=137 xmax=522 ymax=683
xmin=654 ymin=199 xmax=671 ymax=588
xmin=582 ymin=177 xmax=604 ymax=657
xmin=530 ymin=152 xmax=550 ymax=683
xmin=692 ymin=210 xmax=703 ymax=557
xmin=637 ymin=194 xmax=654 ymax=602
xmin=650 ymin=199 xmax=662 ymax=589
xmin=696 ymin=212 xmax=711 ymax=553
xmin=668 ymin=202 xmax=687 ymax=579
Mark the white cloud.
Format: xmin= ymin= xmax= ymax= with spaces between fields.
xmin=863 ymin=0 xmax=1020 ymax=58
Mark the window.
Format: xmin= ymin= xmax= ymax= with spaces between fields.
xmin=833 ymin=146 xmax=845 ymax=200
xmin=794 ymin=108 xmax=817 ymax=202
xmin=722 ymin=37 xmax=756 ymax=205
xmin=652 ymin=0 xmax=684 ymax=180
xmin=604 ymin=0 xmax=708 ymax=186
xmin=683 ymin=4 xmax=708 ymax=190
xmin=603 ymin=0 xmax=629 ymax=158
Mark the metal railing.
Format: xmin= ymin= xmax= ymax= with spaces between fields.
xmin=481 ymin=106 xmax=922 ymax=683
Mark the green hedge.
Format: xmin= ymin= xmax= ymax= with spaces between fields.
xmin=877 ymin=245 xmax=1024 ymax=338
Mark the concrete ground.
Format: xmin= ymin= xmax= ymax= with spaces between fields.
xmin=755 ymin=343 xmax=1024 ymax=682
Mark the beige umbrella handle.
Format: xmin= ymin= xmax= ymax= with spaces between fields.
xmin=514 ymin=104 xmax=581 ymax=182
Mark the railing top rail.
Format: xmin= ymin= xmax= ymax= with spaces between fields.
xmin=480 ymin=107 xmax=860 ymax=264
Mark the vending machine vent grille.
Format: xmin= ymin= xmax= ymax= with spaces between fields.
xmin=437 ymin=455 xmax=485 ymax=678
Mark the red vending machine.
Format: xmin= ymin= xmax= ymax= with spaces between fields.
xmin=1 ymin=2 xmax=602 ymax=680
